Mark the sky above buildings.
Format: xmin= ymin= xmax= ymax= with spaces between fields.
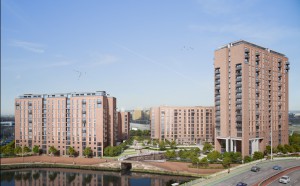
xmin=1 ymin=0 xmax=300 ymax=115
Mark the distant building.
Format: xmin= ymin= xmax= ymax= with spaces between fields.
xmin=132 ymin=109 xmax=143 ymax=121
xmin=150 ymin=106 xmax=214 ymax=145
xmin=214 ymin=40 xmax=290 ymax=157
xmin=0 ymin=121 xmax=15 ymax=126
xmin=15 ymin=91 xmax=118 ymax=157
xmin=118 ymin=111 xmax=130 ymax=141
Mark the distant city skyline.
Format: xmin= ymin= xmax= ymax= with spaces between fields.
xmin=2 ymin=0 xmax=300 ymax=115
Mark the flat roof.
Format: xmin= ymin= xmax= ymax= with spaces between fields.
xmin=216 ymin=40 xmax=286 ymax=57
xmin=18 ymin=91 xmax=110 ymax=99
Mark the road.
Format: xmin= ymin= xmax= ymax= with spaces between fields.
xmin=194 ymin=158 xmax=300 ymax=186
xmin=268 ymin=170 xmax=300 ymax=186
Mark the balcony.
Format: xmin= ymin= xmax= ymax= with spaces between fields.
xmin=215 ymin=85 xmax=220 ymax=89
xmin=256 ymin=68 xmax=260 ymax=72
xmin=236 ymin=106 xmax=242 ymax=111
xmin=286 ymin=61 xmax=290 ymax=66
xmin=278 ymin=63 xmax=281 ymax=67
xmin=236 ymin=88 xmax=242 ymax=93
xmin=245 ymin=53 xmax=249 ymax=58
xmin=278 ymin=92 xmax=282 ymax=97
xmin=236 ymin=100 xmax=242 ymax=105
xmin=255 ymin=52 xmax=260 ymax=56
xmin=236 ymin=112 xmax=242 ymax=116
xmin=256 ymin=111 xmax=260 ymax=116
xmin=255 ymin=57 xmax=260 ymax=62
xmin=215 ymin=69 xmax=220 ymax=74
xmin=236 ymin=76 xmax=242 ymax=82
xmin=215 ymin=80 xmax=220 ymax=85
xmin=216 ymin=117 xmax=220 ymax=122
xmin=28 ymin=110 xmax=32 ymax=114
xmin=278 ymin=102 xmax=281 ymax=106
xmin=256 ymin=78 xmax=260 ymax=83
xmin=245 ymin=48 xmax=249 ymax=53
xmin=236 ymin=66 xmax=242 ymax=70
xmin=236 ymin=71 xmax=242 ymax=76
xmin=215 ymin=101 xmax=220 ymax=106
xmin=256 ymin=89 xmax=259 ymax=93
xmin=236 ymin=117 xmax=242 ymax=122
xmin=236 ymin=83 xmax=242 ymax=87
xmin=215 ymin=96 xmax=220 ymax=101
xmin=285 ymin=66 xmax=290 ymax=71
xmin=256 ymin=100 xmax=259 ymax=104
xmin=82 ymin=110 xmax=86 ymax=114
xmin=236 ymin=94 xmax=242 ymax=99
xmin=278 ymin=73 xmax=282 ymax=77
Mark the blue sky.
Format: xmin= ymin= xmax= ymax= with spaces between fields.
xmin=1 ymin=0 xmax=300 ymax=115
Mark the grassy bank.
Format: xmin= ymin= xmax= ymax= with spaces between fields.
xmin=0 ymin=163 xmax=201 ymax=178
xmin=0 ymin=163 xmax=120 ymax=172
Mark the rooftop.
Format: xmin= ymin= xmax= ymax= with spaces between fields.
xmin=18 ymin=91 xmax=110 ymax=99
xmin=216 ymin=40 xmax=286 ymax=57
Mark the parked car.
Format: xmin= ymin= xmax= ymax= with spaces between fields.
xmin=236 ymin=182 xmax=247 ymax=186
xmin=273 ymin=165 xmax=282 ymax=170
xmin=279 ymin=176 xmax=290 ymax=184
xmin=251 ymin=166 xmax=261 ymax=172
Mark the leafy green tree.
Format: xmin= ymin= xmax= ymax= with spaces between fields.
xmin=253 ymin=151 xmax=264 ymax=160
xmin=68 ymin=146 xmax=76 ymax=157
xmin=170 ymin=140 xmax=177 ymax=149
xmin=23 ymin=146 xmax=31 ymax=153
xmin=191 ymin=156 xmax=200 ymax=165
xmin=222 ymin=157 xmax=231 ymax=168
xmin=265 ymin=145 xmax=271 ymax=154
xmin=3 ymin=145 xmax=14 ymax=156
xmin=83 ymin=147 xmax=93 ymax=157
xmin=159 ymin=141 xmax=166 ymax=151
xmin=244 ymin=155 xmax=252 ymax=163
xmin=199 ymin=157 xmax=209 ymax=167
xmin=289 ymin=133 xmax=300 ymax=146
xmin=14 ymin=146 xmax=22 ymax=154
xmin=292 ymin=144 xmax=300 ymax=152
xmin=284 ymin=144 xmax=293 ymax=153
xmin=165 ymin=150 xmax=176 ymax=159
xmin=33 ymin=145 xmax=40 ymax=154
xmin=203 ymin=142 xmax=213 ymax=153
xmin=48 ymin=146 xmax=58 ymax=156
xmin=207 ymin=150 xmax=221 ymax=163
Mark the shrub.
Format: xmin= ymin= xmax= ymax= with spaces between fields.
xmin=244 ymin=155 xmax=252 ymax=163
xmin=252 ymin=151 xmax=264 ymax=160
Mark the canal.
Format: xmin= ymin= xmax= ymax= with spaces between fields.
xmin=1 ymin=168 xmax=194 ymax=186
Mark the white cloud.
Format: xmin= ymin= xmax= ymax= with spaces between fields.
xmin=10 ymin=40 xmax=45 ymax=53
xmin=87 ymin=54 xmax=119 ymax=66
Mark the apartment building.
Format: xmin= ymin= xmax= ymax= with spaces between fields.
xmin=14 ymin=91 xmax=118 ymax=157
xmin=214 ymin=40 xmax=290 ymax=157
xmin=151 ymin=106 xmax=214 ymax=145
xmin=118 ymin=111 xmax=130 ymax=141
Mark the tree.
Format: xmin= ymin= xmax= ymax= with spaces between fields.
xmin=244 ymin=155 xmax=252 ymax=163
xmin=33 ymin=145 xmax=40 ymax=154
xmin=265 ymin=145 xmax=271 ymax=154
xmin=284 ymin=144 xmax=294 ymax=153
xmin=48 ymin=146 xmax=58 ymax=156
xmin=207 ymin=150 xmax=221 ymax=163
xmin=191 ymin=156 xmax=200 ymax=165
xmin=253 ymin=151 xmax=264 ymax=160
xmin=14 ymin=146 xmax=22 ymax=155
xmin=165 ymin=150 xmax=176 ymax=159
xmin=170 ymin=140 xmax=177 ymax=149
xmin=222 ymin=157 xmax=231 ymax=168
xmin=203 ymin=142 xmax=213 ymax=153
xmin=199 ymin=157 xmax=209 ymax=167
xmin=159 ymin=141 xmax=166 ymax=151
xmin=83 ymin=147 xmax=93 ymax=157
xmin=68 ymin=146 xmax=76 ymax=157
xmin=23 ymin=146 xmax=31 ymax=153
xmin=289 ymin=133 xmax=300 ymax=146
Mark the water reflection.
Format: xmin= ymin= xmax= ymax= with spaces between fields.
xmin=1 ymin=168 xmax=193 ymax=186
